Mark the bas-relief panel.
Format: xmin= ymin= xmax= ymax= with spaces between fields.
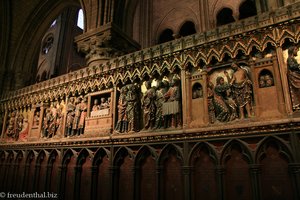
xmin=207 ymin=62 xmax=254 ymax=123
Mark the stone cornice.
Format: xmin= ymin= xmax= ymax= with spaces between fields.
xmin=0 ymin=118 xmax=299 ymax=149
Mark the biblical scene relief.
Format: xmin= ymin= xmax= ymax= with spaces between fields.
xmin=90 ymin=95 xmax=111 ymax=117
xmin=42 ymin=100 xmax=66 ymax=138
xmin=115 ymin=74 xmax=182 ymax=134
xmin=208 ymin=62 xmax=254 ymax=123
xmin=84 ymin=90 xmax=113 ymax=136
xmin=5 ymin=109 xmax=30 ymax=141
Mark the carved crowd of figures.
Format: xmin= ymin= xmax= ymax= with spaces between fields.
xmin=42 ymin=101 xmax=65 ymax=138
xmin=115 ymin=75 xmax=182 ymax=134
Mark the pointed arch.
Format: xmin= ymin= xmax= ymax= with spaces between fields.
xmin=189 ymin=142 xmax=218 ymax=165
xmin=92 ymin=147 xmax=111 ymax=200
xmin=189 ymin=142 xmax=218 ymax=200
xmin=158 ymin=144 xmax=183 ymax=165
xmin=158 ymin=143 xmax=184 ymax=200
xmin=113 ymin=147 xmax=135 ymax=200
xmin=221 ymin=139 xmax=253 ymax=164
xmin=256 ymin=136 xmax=294 ymax=200
xmin=183 ymin=56 xmax=196 ymax=70
xmin=222 ymin=139 xmax=253 ymax=200
xmin=77 ymin=148 xmax=93 ymax=165
xmin=135 ymin=145 xmax=158 ymax=166
xmin=255 ymin=136 xmax=293 ymax=163
xmin=135 ymin=145 xmax=158 ymax=200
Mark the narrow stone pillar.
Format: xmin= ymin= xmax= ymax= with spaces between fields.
xmin=250 ymin=164 xmax=262 ymax=200
xmin=201 ymin=70 xmax=209 ymax=124
xmin=182 ymin=166 xmax=191 ymax=200
xmin=91 ymin=166 xmax=98 ymax=200
xmin=181 ymin=69 xmax=189 ymax=128
xmin=216 ymin=165 xmax=225 ymax=200
xmin=275 ymin=46 xmax=293 ymax=115
xmin=289 ymin=163 xmax=300 ymax=200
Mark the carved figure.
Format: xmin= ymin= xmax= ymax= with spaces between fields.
xmin=47 ymin=103 xmax=58 ymax=138
xmin=92 ymin=99 xmax=101 ymax=111
xmin=55 ymin=101 xmax=65 ymax=136
xmin=142 ymin=81 xmax=156 ymax=130
xmin=19 ymin=115 xmax=29 ymax=141
xmin=100 ymin=97 xmax=109 ymax=110
xmin=66 ymin=97 xmax=75 ymax=137
xmin=259 ymin=75 xmax=266 ymax=88
xmin=72 ymin=96 xmax=82 ymax=136
xmin=42 ymin=108 xmax=52 ymax=138
xmin=33 ymin=111 xmax=40 ymax=126
xmin=213 ymin=76 xmax=237 ymax=122
xmin=6 ymin=111 xmax=23 ymax=140
xmin=225 ymin=62 xmax=253 ymax=119
xmin=115 ymin=86 xmax=128 ymax=133
xmin=163 ymin=76 xmax=181 ymax=128
xmin=207 ymin=81 xmax=216 ymax=124
xmin=126 ymin=84 xmax=140 ymax=132
xmin=287 ymin=46 xmax=300 ymax=110
xmin=78 ymin=96 xmax=88 ymax=135
xmin=192 ymin=84 xmax=203 ymax=99
xmin=265 ymin=74 xmax=274 ymax=87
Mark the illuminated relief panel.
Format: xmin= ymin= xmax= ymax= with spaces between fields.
xmin=84 ymin=90 xmax=113 ymax=136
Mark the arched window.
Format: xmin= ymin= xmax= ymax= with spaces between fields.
xmin=179 ymin=21 xmax=196 ymax=37
xmin=216 ymin=8 xmax=235 ymax=26
xmin=239 ymin=0 xmax=257 ymax=20
xmin=77 ymin=9 xmax=84 ymax=29
xmin=158 ymin=29 xmax=174 ymax=44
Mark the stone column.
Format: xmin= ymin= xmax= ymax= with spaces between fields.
xmin=216 ymin=165 xmax=225 ymax=200
xmin=91 ymin=166 xmax=98 ymax=200
xmin=182 ymin=166 xmax=191 ymax=200
xmin=250 ymin=164 xmax=262 ymax=200
xmin=156 ymin=165 xmax=162 ymax=200
xmin=289 ymin=163 xmax=300 ymax=200
xmin=181 ymin=69 xmax=189 ymax=128
xmin=76 ymin=0 xmax=140 ymax=67
xmin=74 ymin=165 xmax=82 ymax=200
xmin=110 ymin=166 xmax=118 ymax=200
xmin=201 ymin=70 xmax=209 ymax=124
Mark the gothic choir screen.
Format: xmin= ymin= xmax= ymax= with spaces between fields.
xmin=1 ymin=0 xmax=300 ymax=200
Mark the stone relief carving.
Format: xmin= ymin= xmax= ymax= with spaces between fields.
xmin=225 ymin=63 xmax=253 ymax=119
xmin=64 ymin=96 xmax=88 ymax=137
xmin=115 ymin=75 xmax=182 ymax=133
xmin=287 ymin=46 xmax=300 ymax=110
xmin=6 ymin=110 xmax=25 ymax=141
xmin=208 ymin=62 xmax=254 ymax=123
